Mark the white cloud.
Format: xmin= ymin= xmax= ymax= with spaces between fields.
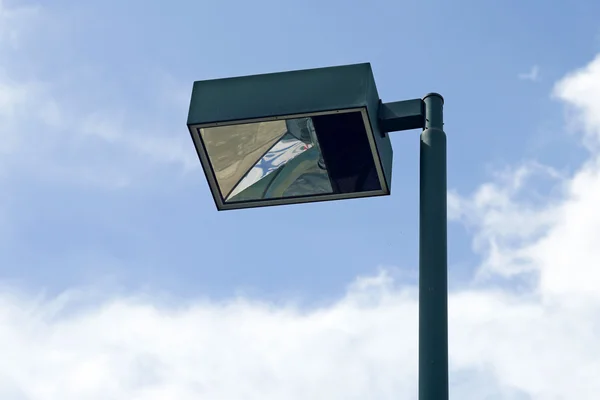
xmin=452 ymin=55 xmax=600 ymax=303
xmin=0 ymin=265 xmax=599 ymax=399
xmin=80 ymin=110 xmax=199 ymax=172
xmin=445 ymin=53 xmax=600 ymax=398
xmin=0 ymin=0 xmax=41 ymax=49
xmin=448 ymin=162 xmax=566 ymax=280
xmin=518 ymin=65 xmax=540 ymax=82
xmin=0 ymin=74 xmax=198 ymax=188
xmin=553 ymin=54 xmax=600 ymax=150
xmin=0 ymin=2 xmax=198 ymax=188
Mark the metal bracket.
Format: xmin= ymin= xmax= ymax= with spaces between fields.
xmin=378 ymin=98 xmax=425 ymax=136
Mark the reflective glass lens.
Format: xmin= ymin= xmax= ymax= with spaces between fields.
xmin=200 ymin=117 xmax=332 ymax=202
xmin=198 ymin=110 xmax=381 ymax=204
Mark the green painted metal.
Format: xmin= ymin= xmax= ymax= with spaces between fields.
xmin=187 ymin=63 xmax=393 ymax=194
xmin=378 ymin=99 xmax=425 ymax=133
xmin=418 ymin=93 xmax=448 ymax=400
xmin=189 ymin=63 xmax=372 ymax=125
xmin=363 ymin=68 xmax=393 ymax=195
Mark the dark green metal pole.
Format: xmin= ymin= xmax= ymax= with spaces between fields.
xmin=419 ymin=93 xmax=448 ymax=400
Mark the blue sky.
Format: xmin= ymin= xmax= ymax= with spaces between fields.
xmin=1 ymin=0 xmax=600 ymax=398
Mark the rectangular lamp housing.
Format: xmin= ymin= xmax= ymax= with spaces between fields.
xmin=187 ymin=63 xmax=392 ymax=210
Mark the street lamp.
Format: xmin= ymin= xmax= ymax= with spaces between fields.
xmin=187 ymin=63 xmax=448 ymax=400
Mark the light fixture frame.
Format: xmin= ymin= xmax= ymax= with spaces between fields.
xmin=187 ymin=63 xmax=394 ymax=210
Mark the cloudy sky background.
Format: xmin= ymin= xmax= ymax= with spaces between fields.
xmin=1 ymin=0 xmax=600 ymax=398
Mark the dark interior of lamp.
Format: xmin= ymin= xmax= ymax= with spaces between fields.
xmin=198 ymin=110 xmax=381 ymax=204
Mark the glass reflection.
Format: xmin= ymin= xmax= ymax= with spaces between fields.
xmin=200 ymin=117 xmax=333 ymax=203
